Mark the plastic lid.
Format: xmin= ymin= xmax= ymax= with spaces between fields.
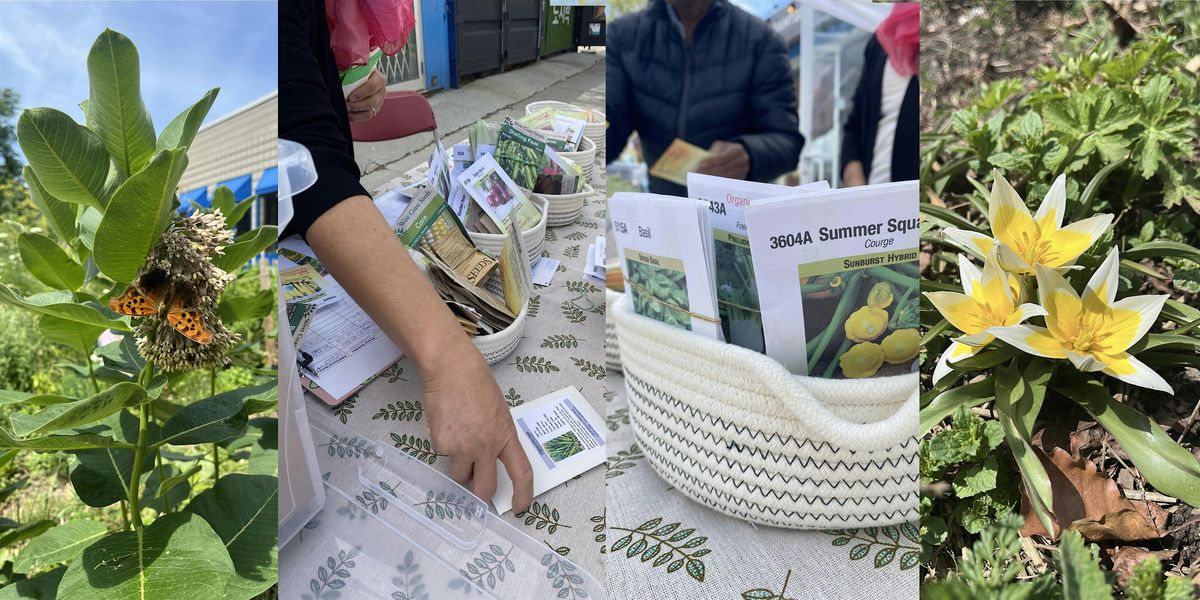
xmin=278 ymin=139 xmax=317 ymax=201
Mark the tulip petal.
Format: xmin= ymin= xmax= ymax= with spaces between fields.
xmin=944 ymin=228 xmax=996 ymax=259
xmin=1083 ymin=248 xmax=1120 ymax=310
xmin=1043 ymin=213 xmax=1113 ymax=267
xmin=1035 ymin=265 xmax=1083 ymax=341
xmin=989 ymin=175 xmax=1039 ymax=256
xmin=1098 ymin=294 xmax=1169 ymax=354
xmin=956 ymin=332 xmax=995 ymax=347
xmin=996 ymin=242 xmax=1035 ymax=274
xmin=933 ymin=340 xmax=983 ymax=382
xmin=924 ymin=291 xmax=987 ymax=335
xmin=1098 ymin=352 xmax=1174 ymax=395
xmin=989 ymin=324 xmax=1068 ymax=359
xmin=977 ymin=248 xmax=1016 ymax=311
xmin=957 ymin=254 xmax=983 ymax=298
xmin=1067 ymin=351 xmax=1105 ymax=372
xmin=1009 ymin=302 xmax=1048 ymax=324
xmin=1034 ymin=174 xmax=1067 ymax=234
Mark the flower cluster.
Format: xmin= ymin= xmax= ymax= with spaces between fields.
xmin=930 ymin=173 xmax=1171 ymax=393
xmin=134 ymin=210 xmax=240 ymax=372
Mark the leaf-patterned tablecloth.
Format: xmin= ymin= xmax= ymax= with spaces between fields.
xmin=604 ymin=370 xmax=920 ymax=600
xmin=284 ymin=183 xmax=611 ymax=596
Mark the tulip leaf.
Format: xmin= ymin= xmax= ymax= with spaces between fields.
xmin=213 ymin=226 xmax=278 ymax=272
xmin=93 ymin=148 xmax=188 ymax=282
xmin=1055 ymin=376 xmax=1200 ymax=507
xmin=16 ymin=108 xmax=110 ymax=209
xmin=0 ymin=284 xmax=129 ymax=331
xmin=920 ymin=377 xmax=994 ymax=435
xmin=13 ymin=520 xmax=108 ymax=574
xmin=994 ymin=365 xmax=1057 ymax=538
xmin=1124 ymin=241 xmax=1200 ymax=265
xmin=86 ymin=29 xmax=156 ymax=175
xmin=57 ymin=512 xmax=234 ymax=599
xmin=18 ymin=232 xmax=84 ymax=290
xmin=186 ymin=474 xmax=279 ymax=598
xmin=23 ymin=166 xmax=79 ymax=243
xmin=1072 ymin=157 xmax=1125 ymax=221
xmin=156 ymin=87 xmax=218 ymax=152
xmin=920 ymin=203 xmax=982 ymax=233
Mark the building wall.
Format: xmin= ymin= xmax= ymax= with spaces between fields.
xmin=177 ymin=92 xmax=278 ymax=195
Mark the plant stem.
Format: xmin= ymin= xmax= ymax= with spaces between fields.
xmin=210 ymin=368 xmax=219 ymax=484
xmin=155 ymin=445 xmax=170 ymax=514
xmin=808 ymin=273 xmax=864 ymax=372
xmin=119 ymin=500 xmax=129 ymax=531
xmin=127 ymin=363 xmax=155 ymax=531
xmin=83 ymin=349 xmax=100 ymax=394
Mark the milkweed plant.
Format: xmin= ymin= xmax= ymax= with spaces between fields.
xmin=0 ymin=30 xmax=278 ymax=598
xmin=922 ymin=171 xmax=1200 ymax=537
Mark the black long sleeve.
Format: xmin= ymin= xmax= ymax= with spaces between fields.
xmin=279 ymin=0 xmax=369 ymax=239
xmin=730 ymin=30 xmax=805 ymax=183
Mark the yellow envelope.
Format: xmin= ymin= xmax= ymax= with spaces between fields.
xmin=649 ymin=138 xmax=710 ymax=186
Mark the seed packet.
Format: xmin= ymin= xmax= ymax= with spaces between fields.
xmin=745 ymin=181 xmax=920 ymax=378
xmin=551 ymin=114 xmax=587 ymax=150
xmin=534 ymin=148 xmax=585 ymax=195
xmin=609 ymin=192 xmax=721 ymax=339
xmin=687 ymin=173 xmax=830 ymax=353
xmin=457 ymin=154 xmax=543 ymax=231
xmin=495 ymin=118 xmax=571 ymax=190
xmin=468 ymin=119 xmax=500 ymax=159
xmin=649 ymin=138 xmax=709 ymax=186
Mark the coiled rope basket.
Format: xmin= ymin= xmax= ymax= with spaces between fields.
xmin=612 ymin=293 xmax=919 ymax=529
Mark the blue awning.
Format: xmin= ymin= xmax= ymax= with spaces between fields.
xmin=216 ymin=174 xmax=253 ymax=200
xmin=178 ymin=187 xmax=208 ymax=213
xmin=256 ymin=166 xmax=278 ymax=195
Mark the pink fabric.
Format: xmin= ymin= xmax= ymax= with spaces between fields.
xmin=876 ymin=3 xmax=919 ymax=78
xmin=326 ymin=0 xmax=416 ymax=70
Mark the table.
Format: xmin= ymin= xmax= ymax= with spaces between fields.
xmin=283 ymin=166 xmax=611 ymax=594
xmin=604 ymin=367 xmax=919 ymax=599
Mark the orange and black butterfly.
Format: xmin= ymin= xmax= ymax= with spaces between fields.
xmin=108 ymin=275 xmax=213 ymax=345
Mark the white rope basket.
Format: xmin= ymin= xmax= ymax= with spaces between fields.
xmin=558 ymin=136 xmax=596 ymax=179
xmin=612 ymin=294 xmax=919 ymax=529
xmin=472 ymin=301 xmax=528 ymax=365
xmin=605 ymin=289 xmax=622 ymax=371
xmin=533 ymin=183 xmax=594 ymax=227
xmin=524 ymin=101 xmax=603 ymax=165
xmin=468 ymin=195 xmax=548 ymax=266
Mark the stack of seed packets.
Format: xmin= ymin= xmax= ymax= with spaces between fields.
xmin=687 ymin=173 xmax=830 ymax=353
xmin=609 ymin=192 xmax=721 ymax=339
xmin=745 ymin=180 xmax=921 ymax=377
xmin=583 ymin=235 xmax=605 ymax=283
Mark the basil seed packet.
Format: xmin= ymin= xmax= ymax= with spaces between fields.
xmin=687 ymin=173 xmax=830 ymax=353
xmin=746 ymin=180 xmax=921 ymax=378
xmin=609 ymin=192 xmax=722 ymax=340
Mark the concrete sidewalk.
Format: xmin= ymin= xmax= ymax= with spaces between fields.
xmin=356 ymin=50 xmax=605 ymax=193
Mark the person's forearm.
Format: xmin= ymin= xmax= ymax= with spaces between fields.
xmin=305 ymin=195 xmax=474 ymax=376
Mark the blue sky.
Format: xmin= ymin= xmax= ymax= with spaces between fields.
xmin=0 ymin=1 xmax=276 ymax=137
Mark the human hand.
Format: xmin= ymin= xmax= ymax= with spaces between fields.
xmin=843 ymin=160 xmax=866 ymax=187
xmin=421 ymin=340 xmax=534 ymax=513
xmin=696 ymin=141 xmax=751 ymax=180
xmin=347 ymin=70 xmax=386 ymax=122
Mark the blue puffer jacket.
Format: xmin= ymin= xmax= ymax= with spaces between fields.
xmin=606 ymin=0 xmax=805 ymax=196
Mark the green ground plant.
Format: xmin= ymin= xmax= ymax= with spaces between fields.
xmin=0 ymin=30 xmax=277 ymax=599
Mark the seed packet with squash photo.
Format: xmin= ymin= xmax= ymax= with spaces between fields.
xmin=609 ymin=192 xmax=721 ymax=340
xmin=746 ymin=181 xmax=920 ymax=378
xmin=687 ymin=173 xmax=830 ymax=353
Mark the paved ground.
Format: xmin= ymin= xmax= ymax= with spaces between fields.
xmin=356 ymin=50 xmax=605 ymax=194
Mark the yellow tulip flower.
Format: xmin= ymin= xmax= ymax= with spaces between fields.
xmin=841 ymin=342 xmax=884 ymax=378
xmin=881 ymin=328 xmax=920 ymax=364
xmin=924 ymin=249 xmax=1046 ymax=382
xmin=845 ymin=306 xmax=889 ymax=342
xmin=989 ymin=249 xmax=1172 ymax=394
xmin=944 ymin=173 xmax=1113 ymax=274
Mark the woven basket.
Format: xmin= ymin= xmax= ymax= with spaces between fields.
xmin=612 ymin=294 xmax=919 ymax=529
xmin=472 ymin=301 xmax=528 ymax=365
xmin=468 ymin=195 xmax=548 ymax=266
xmin=558 ymin=136 xmax=596 ymax=179
xmin=605 ymin=289 xmax=622 ymax=371
xmin=534 ymin=183 xmax=594 ymax=227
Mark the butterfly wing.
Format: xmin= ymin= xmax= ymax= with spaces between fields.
xmin=107 ymin=285 xmax=161 ymax=316
xmin=166 ymin=301 xmax=214 ymax=345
